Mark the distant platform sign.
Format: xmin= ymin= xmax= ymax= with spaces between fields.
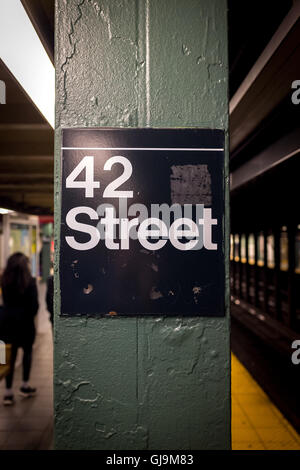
xmin=60 ymin=128 xmax=225 ymax=316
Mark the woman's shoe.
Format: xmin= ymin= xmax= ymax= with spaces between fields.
xmin=3 ymin=395 xmax=15 ymax=406
xmin=19 ymin=386 xmax=36 ymax=397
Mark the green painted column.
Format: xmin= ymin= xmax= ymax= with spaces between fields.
xmin=54 ymin=0 xmax=230 ymax=450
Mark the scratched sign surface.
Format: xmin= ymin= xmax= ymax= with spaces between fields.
xmin=60 ymin=128 xmax=225 ymax=316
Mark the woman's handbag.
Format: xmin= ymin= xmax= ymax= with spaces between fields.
xmin=0 ymin=342 xmax=12 ymax=380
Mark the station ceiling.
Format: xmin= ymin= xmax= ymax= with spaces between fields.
xmin=0 ymin=0 xmax=54 ymax=215
xmin=0 ymin=58 xmax=54 ymax=215
xmin=0 ymin=0 xmax=298 ymax=215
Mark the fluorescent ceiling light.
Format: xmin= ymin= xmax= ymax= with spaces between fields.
xmin=0 ymin=0 xmax=55 ymax=128
xmin=0 ymin=208 xmax=14 ymax=214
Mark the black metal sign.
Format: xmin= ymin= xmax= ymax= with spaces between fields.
xmin=60 ymin=128 xmax=225 ymax=316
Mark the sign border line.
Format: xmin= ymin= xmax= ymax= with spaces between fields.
xmin=62 ymin=147 xmax=224 ymax=151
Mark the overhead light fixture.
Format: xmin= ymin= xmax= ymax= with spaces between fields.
xmin=0 ymin=0 xmax=55 ymax=128
xmin=0 ymin=208 xmax=14 ymax=215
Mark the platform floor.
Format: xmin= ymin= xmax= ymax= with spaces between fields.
xmin=0 ymin=282 xmax=53 ymax=450
xmin=0 ymin=283 xmax=299 ymax=450
xmin=0 ymin=329 xmax=53 ymax=450
xmin=232 ymin=354 xmax=300 ymax=450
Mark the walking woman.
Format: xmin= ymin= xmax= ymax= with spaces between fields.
xmin=1 ymin=252 xmax=39 ymax=405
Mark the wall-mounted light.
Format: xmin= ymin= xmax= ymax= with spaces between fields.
xmin=0 ymin=0 xmax=55 ymax=128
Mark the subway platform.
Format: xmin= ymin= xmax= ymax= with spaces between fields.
xmin=0 ymin=282 xmax=53 ymax=450
xmin=232 ymin=355 xmax=300 ymax=450
xmin=0 ymin=283 xmax=299 ymax=450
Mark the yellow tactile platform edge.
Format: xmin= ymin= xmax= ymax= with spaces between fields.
xmin=231 ymin=354 xmax=300 ymax=450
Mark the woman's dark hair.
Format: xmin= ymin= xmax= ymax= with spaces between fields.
xmin=1 ymin=252 xmax=32 ymax=294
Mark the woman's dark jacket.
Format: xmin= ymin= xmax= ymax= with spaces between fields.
xmin=1 ymin=277 xmax=39 ymax=345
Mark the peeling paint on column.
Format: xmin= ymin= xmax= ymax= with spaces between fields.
xmin=55 ymin=0 xmax=230 ymax=450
